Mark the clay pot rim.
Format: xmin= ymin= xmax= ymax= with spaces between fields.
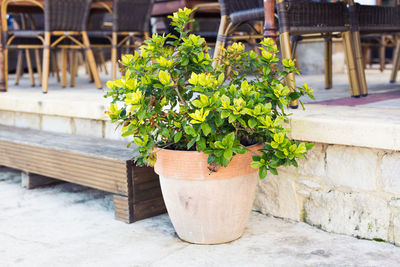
xmin=156 ymin=142 xmax=263 ymax=153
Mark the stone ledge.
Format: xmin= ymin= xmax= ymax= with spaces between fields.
xmin=1 ymin=93 xmax=400 ymax=151
xmin=290 ymin=105 xmax=400 ymax=151
xmin=0 ymin=90 xmax=108 ymax=120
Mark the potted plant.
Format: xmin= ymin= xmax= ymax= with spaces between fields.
xmin=105 ymin=8 xmax=314 ymax=244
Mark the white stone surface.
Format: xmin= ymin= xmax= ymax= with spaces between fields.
xmin=104 ymin=120 xmax=129 ymax=142
xmin=305 ymin=190 xmax=390 ymax=240
xmin=286 ymin=143 xmax=326 ymax=178
xmin=296 ymin=41 xmax=325 ymax=75
xmin=394 ymin=216 xmax=400 ymax=246
xmin=0 ymin=74 xmax=109 ymax=120
xmin=14 ymin=112 xmax=41 ymax=130
xmin=41 ymin=115 xmax=72 ymax=134
xmin=296 ymin=40 xmax=345 ymax=75
xmin=73 ymin=118 xmax=104 ymax=138
xmin=381 ymin=153 xmax=400 ymax=195
xmin=1 ymin=168 xmax=400 ymax=266
xmin=326 ymin=145 xmax=378 ymax=191
xmin=3 ymin=71 xmax=400 ymax=150
xmin=290 ymin=105 xmax=400 ymax=151
xmin=332 ymin=41 xmax=345 ymax=74
xmin=254 ymin=171 xmax=303 ymax=221
xmin=389 ymin=199 xmax=400 ymax=208
xmin=0 ymin=110 xmax=15 ymax=126
xmin=296 ymin=179 xmax=321 ymax=190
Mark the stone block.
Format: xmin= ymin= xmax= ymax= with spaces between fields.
xmin=104 ymin=121 xmax=129 ymax=142
xmin=0 ymin=110 xmax=15 ymax=126
xmin=305 ymin=190 xmax=390 ymax=240
xmin=389 ymin=199 xmax=400 ymax=209
xmin=381 ymin=153 xmax=400 ymax=195
xmin=394 ymin=216 xmax=400 ymax=246
xmin=296 ymin=42 xmax=324 ymax=75
xmin=326 ymin=145 xmax=378 ymax=191
xmin=14 ymin=112 xmax=41 ymax=130
xmin=296 ymin=179 xmax=321 ymax=190
xmin=285 ymin=143 xmax=326 ymax=178
xmin=73 ymin=118 xmax=103 ymax=138
xmin=254 ymin=171 xmax=303 ymax=221
xmin=296 ymin=41 xmax=344 ymax=75
xmin=41 ymin=115 xmax=72 ymax=134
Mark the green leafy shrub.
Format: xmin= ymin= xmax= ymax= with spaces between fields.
xmin=105 ymin=8 xmax=314 ymax=179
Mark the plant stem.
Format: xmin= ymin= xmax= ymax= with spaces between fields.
xmin=241 ymin=144 xmax=261 ymax=157
xmin=174 ymin=86 xmax=187 ymax=107
xmin=153 ymin=142 xmax=174 ymax=153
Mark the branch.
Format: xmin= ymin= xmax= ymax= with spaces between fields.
xmin=173 ymin=86 xmax=187 ymax=107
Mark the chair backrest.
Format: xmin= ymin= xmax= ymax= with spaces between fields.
xmin=218 ymin=0 xmax=263 ymax=16
xmin=113 ymin=0 xmax=154 ymax=32
xmin=277 ymin=0 xmax=349 ymax=34
xmin=44 ymin=0 xmax=92 ymax=31
xmin=355 ymin=4 xmax=400 ymax=33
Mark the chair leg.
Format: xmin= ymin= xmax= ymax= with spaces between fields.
xmin=75 ymin=52 xmax=79 ymax=77
xmin=4 ymin=48 xmax=8 ymax=90
xmin=212 ymin=15 xmax=229 ymax=68
xmin=99 ymin=51 xmax=108 ymax=75
xmin=366 ymin=47 xmax=372 ymax=68
xmin=15 ymin=50 xmax=24 ymax=85
xmin=324 ymin=37 xmax=333 ymax=89
xmin=77 ymin=51 xmax=84 ymax=72
xmin=111 ymin=32 xmax=118 ymax=80
xmin=390 ymin=39 xmax=400 ymax=83
xmin=379 ymin=36 xmax=385 ymax=72
xmin=25 ymin=49 xmax=35 ymax=87
xmin=42 ymin=32 xmax=51 ymax=93
xmin=34 ymin=49 xmax=42 ymax=85
xmin=343 ymin=31 xmax=361 ymax=97
xmin=362 ymin=46 xmax=367 ymax=69
xmin=279 ymin=31 xmax=298 ymax=108
xmin=82 ymin=32 xmax=102 ymax=89
xmin=70 ymin=50 xmax=76 ymax=87
xmin=85 ymin=55 xmax=94 ymax=83
xmin=61 ymin=48 xmax=68 ymax=88
xmin=352 ymin=31 xmax=368 ymax=96
xmin=51 ymin=51 xmax=60 ymax=82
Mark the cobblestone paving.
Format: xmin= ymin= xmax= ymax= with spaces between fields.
xmin=1 ymin=167 xmax=400 ymax=267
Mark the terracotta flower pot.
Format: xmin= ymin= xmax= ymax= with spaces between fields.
xmin=154 ymin=144 xmax=262 ymax=244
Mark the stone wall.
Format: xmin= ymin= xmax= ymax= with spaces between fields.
xmin=0 ymin=110 xmax=128 ymax=142
xmin=254 ymin=143 xmax=400 ymax=246
xmin=296 ymin=40 xmax=345 ymax=75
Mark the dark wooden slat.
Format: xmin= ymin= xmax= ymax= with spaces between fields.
xmin=133 ymin=180 xmax=163 ymax=203
xmin=133 ymin=166 xmax=159 ymax=184
xmin=21 ymin=172 xmax=62 ymax=189
xmin=133 ymin=197 xmax=167 ymax=222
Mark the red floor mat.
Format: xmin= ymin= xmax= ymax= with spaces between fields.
xmin=310 ymin=90 xmax=400 ymax=106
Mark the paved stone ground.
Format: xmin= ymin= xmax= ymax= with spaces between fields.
xmin=297 ymin=68 xmax=400 ymax=106
xmin=1 ymin=167 xmax=400 ymax=267
xmin=6 ymin=67 xmax=400 ymax=109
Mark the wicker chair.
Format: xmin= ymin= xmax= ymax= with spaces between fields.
xmin=345 ymin=3 xmax=400 ymax=93
xmin=11 ymin=14 xmax=41 ymax=87
xmin=2 ymin=0 xmax=102 ymax=93
xmin=42 ymin=0 xmax=102 ymax=93
xmin=1 ymin=0 xmax=45 ymax=90
xmin=276 ymin=0 xmax=366 ymax=97
xmin=352 ymin=4 xmax=400 ymax=84
xmin=212 ymin=0 xmax=265 ymax=66
xmin=88 ymin=0 xmax=154 ymax=80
